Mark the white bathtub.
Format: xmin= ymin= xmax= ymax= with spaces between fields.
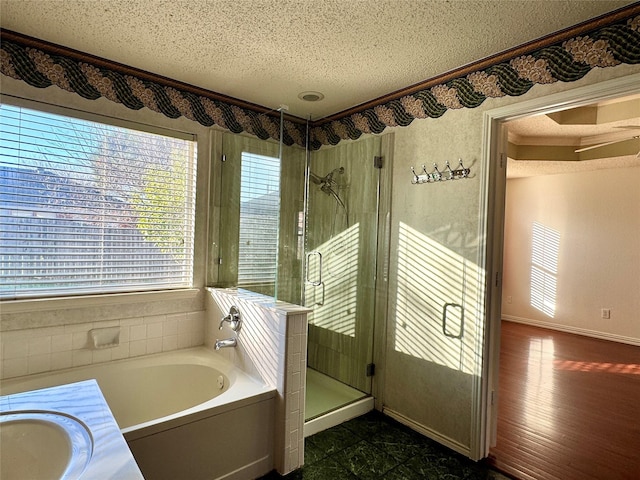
xmin=0 ymin=347 xmax=277 ymax=480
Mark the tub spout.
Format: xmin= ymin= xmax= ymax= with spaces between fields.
xmin=215 ymin=338 xmax=237 ymax=350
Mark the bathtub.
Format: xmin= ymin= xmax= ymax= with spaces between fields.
xmin=0 ymin=347 xmax=277 ymax=480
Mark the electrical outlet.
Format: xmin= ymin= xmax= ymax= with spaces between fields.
xmin=601 ymin=308 xmax=611 ymax=319
xmin=506 ymin=296 xmax=512 ymax=304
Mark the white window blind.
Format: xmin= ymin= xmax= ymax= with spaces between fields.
xmin=530 ymin=222 xmax=560 ymax=318
xmin=238 ymin=152 xmax=280 ymax=288
xmin=0 ymin=103 xmax=197 ymax=299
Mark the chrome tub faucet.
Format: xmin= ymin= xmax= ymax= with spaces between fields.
xmin=215 ymin=306 xmax=241 ymax=350
xmin=215 ymin=338 xmax=237 ymax=350
xmin=218 ymin=305 xmax=241 ymax=332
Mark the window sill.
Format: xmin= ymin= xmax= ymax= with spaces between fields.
xmin=1 ymin=289 xmax=201 ymax=315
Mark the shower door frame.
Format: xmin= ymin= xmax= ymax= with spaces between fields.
xmin=302 ymin=133 xmax=394 ymax=402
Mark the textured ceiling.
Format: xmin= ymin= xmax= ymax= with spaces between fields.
xmin=507 ymin=94 xmax=640 ymax=177
xmin=0 ymin=0 xmax=635 ymax=119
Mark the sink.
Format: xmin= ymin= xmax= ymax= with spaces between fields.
xmin=0 ymin=410 xmax=93 ymax=480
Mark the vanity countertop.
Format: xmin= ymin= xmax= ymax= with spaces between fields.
xmin=0 ymin=379 xmax=144 ymax=479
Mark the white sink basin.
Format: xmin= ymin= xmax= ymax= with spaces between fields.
xmin=0 ymin=410 xmax=93 ymax=480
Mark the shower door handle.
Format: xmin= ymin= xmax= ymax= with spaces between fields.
xmin=305 ymin=250 xmax=323 ymax=286
xmin=442 ymin=303 xmax=464 ymax=339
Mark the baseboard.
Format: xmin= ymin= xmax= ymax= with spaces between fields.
xmin=502 ymin=315 xmax=640 ymax=347
xmin=304 ymin=396 xmax=374 ymax=437
xmin=382 ymin=407 xmax=470 ymax=458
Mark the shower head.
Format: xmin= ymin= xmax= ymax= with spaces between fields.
xmin=324 ymin=167 xmax=344 ymax=184
xmin=310 ymin=166 xmax=345 ymax=186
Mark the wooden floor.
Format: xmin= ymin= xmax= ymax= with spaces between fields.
xmin=487 ymin=321 xmax=640 ymax=480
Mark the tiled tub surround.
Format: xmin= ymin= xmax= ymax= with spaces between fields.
xmin=0 ymin=286 xmax=309 ymax=477
xmin=0 ymin=311 xmax=205 ymax=380
xmin=206 ymin=287 xmax=310 ymax=476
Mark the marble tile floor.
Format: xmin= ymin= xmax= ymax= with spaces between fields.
xmin=260 ymin=410 xmax=512 ymax=480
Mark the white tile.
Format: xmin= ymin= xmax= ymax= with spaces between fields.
xmin=51 ymin=333 xmax=73 ymax=353
xmin=72 ymin=349 xmax=93 ymax=367
xmin=163 ymin=317 xmax=178 ymax=336
xmin=111 ymin=343 xmax=130 ymax=360
xmin=32 ymin=326 xmax=65 ymax=337
xmin=2 ymin=357 xmax=28 ymax=379
xmin=147 ymin=337 xmax=163 ymax=354
xmin=287 ymin=333 xmax=301 ymax=355
xmin=168 ymin=312 xmax=187 ymax=329
xmin=92 ymin=348 xmax=112 ymax=364
xmin=28 ymin=336 xmax=51 ymax=356
xmin=27 ymin=353 xmax=51 ymax=374
xmin=177 ymin=333 xmax=192 ymax=349
xmin=1 ymin=330 xmax=31 ymax=341
xmin=64 ymin=322 xmax=94 ymax=333
xmin=50 ymin=351 xmax=73 ymax=371
xmin=288 ymin=352 xmax=301 ymax=371
xmin=177 ymin=315 xmax=192 ymax=335
xmin=288 ymin=371 xmax=301 ymax=393
xmin=96 ymin=320 xmax=120 ymax=329
xmin=2 ymin=340 xmax=28 ymax=359
xmin=119 ymin=325 xmax=131 ymax=343
xmin=289 ymin=429 xmax=299 ymax=453
xmin=129 ymin=340 xmax=147 ymax=357
xmin=72 ymin=331 xmax=90 ymax=350
xmin=147 ymin=322 xmax=163 ymax=339
xmin=288 ymin=448 xmax=299 ymax=472
xmin=144 ymin=314 xmax=165 ymax=324
xmin=162 ymin=335 xmax=177 ymax=352
xmin=130 ymin=324 xmax=147 ymax=341
xmin=289 ymin=391 xmax=300 ymax=412
xmin=192 ymin=330 xmax=204 ymax=346
xmin=290 ymin=315 xmax=304 ymax=335
xmin=120 ymin=317 xmax=143 ymax=327
xmin=187 ymin=310 xmax=203 ymax=324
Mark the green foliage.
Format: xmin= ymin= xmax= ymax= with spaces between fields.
xmin=131 ymin=151 xmax=189 ymax=261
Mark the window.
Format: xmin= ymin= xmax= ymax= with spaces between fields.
xmin=0 ymin=103 xmax=197 ymax=299
xmin=237 ymin=152 xmax=280 ymax=292
xmin=530 ymin=222 xmax=560 ymax=317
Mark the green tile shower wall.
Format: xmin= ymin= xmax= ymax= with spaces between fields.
xmin=212 ymin=132 xmax=306 ymax=303
xmin=1 ymin=13 xmax=639 ymax=148
xmin=305 ymin=136 xmax=382 ymax=393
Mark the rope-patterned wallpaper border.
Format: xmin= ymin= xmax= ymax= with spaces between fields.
xmin=0 ymin=32 xmax=307 ymax=147
xmin=1 ymin=9 xmax=639 ymax=150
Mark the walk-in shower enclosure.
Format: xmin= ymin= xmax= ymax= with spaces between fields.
xmin=212 ymin=119 xmax=389 ymax=419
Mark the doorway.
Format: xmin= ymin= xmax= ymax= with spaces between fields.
xmin=483 ymin=73 xmax=640 ymax=465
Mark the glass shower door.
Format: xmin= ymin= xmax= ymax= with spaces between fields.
xmin=303 ymin=136 xmax=381 ymax=419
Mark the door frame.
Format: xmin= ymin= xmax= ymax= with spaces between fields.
xmin=476 ymin=72 xmax=640 ymax=459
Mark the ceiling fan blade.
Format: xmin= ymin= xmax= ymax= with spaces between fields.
xmin=575 ymin=135 xmax=640 ymax=153
xmin=575 ymin=139 xmax=623 ymax=153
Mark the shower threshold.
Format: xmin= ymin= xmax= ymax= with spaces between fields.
xmin=304 ymin=368 xmax=374 ymax=437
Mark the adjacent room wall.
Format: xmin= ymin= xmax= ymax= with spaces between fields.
xmin=501 ymin=166 xmax=640 ymax=345
xmin=380 ymin=63 xmax=640 ymax=456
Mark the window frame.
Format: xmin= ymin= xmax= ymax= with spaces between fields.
xmin=0 ymin=91 xmax=210 ymax=317
xmin=237 ymin=150 xmax=281 ymax=294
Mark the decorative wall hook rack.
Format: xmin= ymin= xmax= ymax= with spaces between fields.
xmin=411 ymin=159 xmax=470 ymax=184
